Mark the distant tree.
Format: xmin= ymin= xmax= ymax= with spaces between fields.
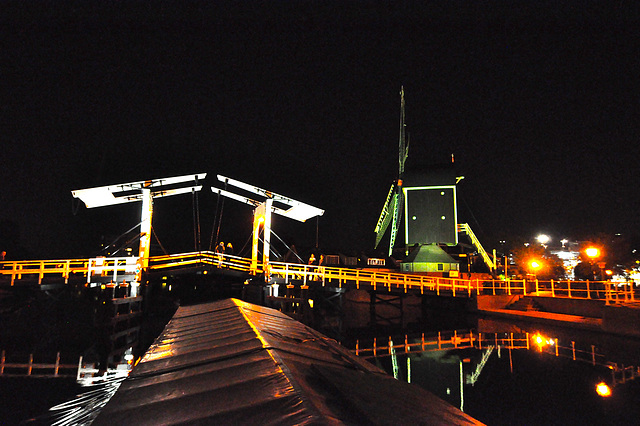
xmin=573 ymin=261 xmax=598 ymax=281
xmin=510 ymin=243 xmax=565 ymax=280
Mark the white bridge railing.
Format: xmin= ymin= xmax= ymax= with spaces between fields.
xmin=86 ymin=256 xmax=139 ymax=286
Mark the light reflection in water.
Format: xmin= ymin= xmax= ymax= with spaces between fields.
xmin=349 ymin=327 xmax=640 ymax=424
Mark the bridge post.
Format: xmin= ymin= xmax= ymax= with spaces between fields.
xmin=369 ymin=290 xmax=404 ymax=327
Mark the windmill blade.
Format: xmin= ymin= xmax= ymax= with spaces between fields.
xmin=388 ymin=190 xmax=402 ymax=256
xmin=374 ymin=184 xmax=395 ymax=248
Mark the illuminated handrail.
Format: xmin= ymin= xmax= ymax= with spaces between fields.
xmin=0 ymin=259 xmax=90 ymax=286
xmin=2 ymin=252 xmax=636 ymax=305
xmin=148 ymin=251 xmax=254 ymax=274
xmin=0 ymin=350 xmax=79 ymax=378
xmin=268 ymin=261 xmax=479 ymax=297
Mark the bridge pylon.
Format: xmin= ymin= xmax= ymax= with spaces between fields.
xmin=72 ymin=173 xmax=206 ymax=287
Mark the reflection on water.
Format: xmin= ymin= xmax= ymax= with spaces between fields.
xmin=341 ymin=305 xmax=640 ymax=425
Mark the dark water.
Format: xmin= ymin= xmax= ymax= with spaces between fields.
xmin=3 ymin=291 xmax=640 ymax=425
xmin=339 ymin=299 xmax=640 ymax=425
xmin=0 ymin=377 xmax=82 ymax=425
xmin=366 ymin=340 xmax=640 ymax=425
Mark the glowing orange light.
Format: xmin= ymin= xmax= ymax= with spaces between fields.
xmin=529 ymin=259 xmax=543 ymax=272
xmin=605 ymin=269 xmax=613 ymax=276
xmin=585 ymin=247 xmax=600 ymax=259
xmin=596 ymin=382 xmax=611 ymax=397
xmin=532 ymin=332 xmax=552 ymax=351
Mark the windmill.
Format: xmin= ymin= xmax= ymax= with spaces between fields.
xmin=374 ymin=87 xmax=409 ymax=256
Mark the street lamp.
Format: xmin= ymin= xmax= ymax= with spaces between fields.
xmin=526 ymin=258 xmax=543 ymax=294
xmin=536 ymin=234 xmax=551 ymax=246
xmin=585 ymin=247 xmax=600 ymax=259
xmin=585 ymin=246 xmax=604 ymax=280
xmin=529 ymin=260 xmax=542 ymax=272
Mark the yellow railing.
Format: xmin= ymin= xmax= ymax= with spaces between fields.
xmin=0 ymin=350 xmax=79 ymax=378
xmin=0 ymin=258 xmax=90 ymax=286
xmin=2 ymin=253 xmax=636 ymax=305
xmin=268 ymin=261 xmax=478 ymax=297
xmin=148 ymin=251 xmax=254 ymax=274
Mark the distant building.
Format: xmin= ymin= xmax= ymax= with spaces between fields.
xmin=400 ymin=244 xmax=459 ymax=274
xmin=550 ymin=247 xmax=580 ymax=280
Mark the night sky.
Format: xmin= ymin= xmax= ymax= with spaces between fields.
xmin=2 ymin=2 xmax=639 ymax=260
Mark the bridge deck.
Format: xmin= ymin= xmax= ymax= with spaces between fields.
xmin=1 ymin=251 xmax=637 ymax=304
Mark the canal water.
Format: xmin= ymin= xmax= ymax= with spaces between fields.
xmin=3 ymin=291 xmax=640 ymax=425
xmin=337 ymin=298 xmax=640 ymax=425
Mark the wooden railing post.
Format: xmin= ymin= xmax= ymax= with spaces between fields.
xmin=569 ymin=280 xmax=574 ymax=299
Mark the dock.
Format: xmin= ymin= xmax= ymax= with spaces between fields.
xmin=92 ymin=299 xmax=483 ymax=425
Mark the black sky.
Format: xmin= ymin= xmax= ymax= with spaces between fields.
xmin=2 ymin=1 xmax=639 ymax=259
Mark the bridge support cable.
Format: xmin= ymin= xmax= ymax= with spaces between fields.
xmin=211 ymin=179 xmax=228 ymax=251
xmin=151 ymin=226 xmax=169 ymax=256
xmin=258 ymin=235 xmax=281 ymax=260
xmin=111 ymin=232 xmax=144 ymax=257
xmin=209 ymin=183 xmax=221 ymax=251
xmin=270 ymin=229 xmax=304 ymax=263
xmin=192 ymin=184 xmax=202 ymax=252
xmin=99 ymin=221 xmax=143 ymax=256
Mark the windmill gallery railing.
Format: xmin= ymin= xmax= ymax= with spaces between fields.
xmin=1 ymin=253 xmax=637 ymax=304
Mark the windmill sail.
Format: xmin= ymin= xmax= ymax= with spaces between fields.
xmin=374 ymin=87 xmax=409 ymax=256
